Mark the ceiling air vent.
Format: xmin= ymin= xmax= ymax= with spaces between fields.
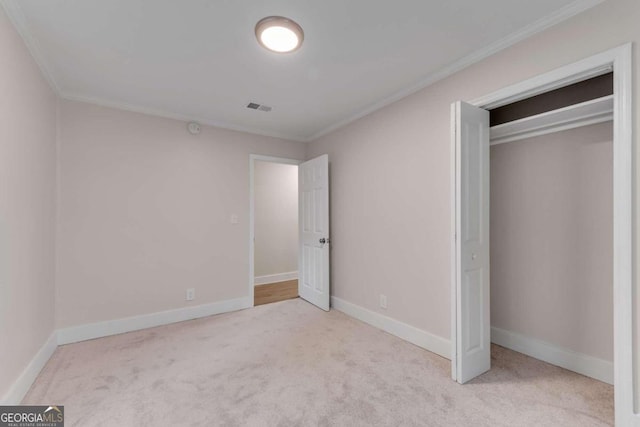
xmin=246 ymin=102 xmax=272 ymax=112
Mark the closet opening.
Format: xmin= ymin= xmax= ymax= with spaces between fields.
xmin=488 ymin=72 xmax=614 ymax=385
xmin=450 ymin=43 xmax=633 ymax=423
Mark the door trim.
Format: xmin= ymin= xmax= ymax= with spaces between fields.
xmin=450 ymin=43 xmax=634 ymax=424
xmin=249 ymin=155 xmax=302 ymax=307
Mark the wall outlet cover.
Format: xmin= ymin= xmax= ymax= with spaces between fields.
xmin=379 ymin=294 xmax=387 ymax=309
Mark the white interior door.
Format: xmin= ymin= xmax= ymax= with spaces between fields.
xmin=298 ymin=154 xmax=330 ymax=311
xmin=454 ymin=101 xmax=490 ymax=384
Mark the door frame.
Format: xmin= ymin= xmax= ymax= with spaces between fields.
xmin=450 ymin=43 xmax=634 ymax=424
xmin=249 ymin=154 xmax=302 ymax=307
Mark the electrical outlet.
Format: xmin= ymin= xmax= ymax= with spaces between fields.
xmin=379 ymin=294 xmax=387 ymax=309
xmin=230 ymin=214 xmax=239 ymax=224
xmin=186 ymin=288 xmax=195 ymax=301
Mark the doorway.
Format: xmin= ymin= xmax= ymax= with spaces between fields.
xmin=450 ymin=44 xmax=633 ymax=423
xmin=250 ymin=156 xmax=301 ymax=306
xmin=249 ymin=154 xmax=332 ymax=311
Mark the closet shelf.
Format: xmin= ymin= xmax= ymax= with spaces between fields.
xmin=490 ymin=95 xmax=613 ymax=145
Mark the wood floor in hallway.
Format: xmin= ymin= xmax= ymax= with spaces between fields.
xmin=254 ymin=279 xmax=298 ymax=306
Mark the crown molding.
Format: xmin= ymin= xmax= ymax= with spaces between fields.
xmin=2 ymin=0 xmax=603 ymax=144
xmin=2 ymin=0 xmax=306 ymax=143
xmin=61 ymin=92 xmax=307 ymax=142
xmin=0 ymin=0 xmax=60 ymax=94
xmin=306 ymin=0 xmax=605 ymax=142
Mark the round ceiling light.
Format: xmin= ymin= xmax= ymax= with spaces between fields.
xmin=255 ymin=16 xmax=304 ymax=53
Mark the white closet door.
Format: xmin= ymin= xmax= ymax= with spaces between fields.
xmin=454 ymin=101 xmax=491 ymax=384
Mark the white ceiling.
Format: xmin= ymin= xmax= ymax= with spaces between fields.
xmin=3 ymin=0 xmax=600 ymax=141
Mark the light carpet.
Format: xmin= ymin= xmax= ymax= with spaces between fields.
xmin=24 ymin=298 xmax=613 ymax=426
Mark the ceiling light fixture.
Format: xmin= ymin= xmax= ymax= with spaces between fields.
xmin=255 ymin=16 xmax=304 ymax=53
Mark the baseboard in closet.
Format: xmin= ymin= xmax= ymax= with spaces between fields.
xmin=491 ymin=326 xmax=613 ymax=384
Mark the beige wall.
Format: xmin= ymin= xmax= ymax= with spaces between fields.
xmin=307 ymin=0 xmax=638 ymax=363
xmin=490 ymin=123 xmax=613 ymax=361
xmin=56 ymin=100 xmax=305 ymax=328
xmin=1 ymin=0 xmax=637 ymax=409
xmin=0 ymin=8 xmax=57 ymax=399
xmin=254 ymin=161 xmax=298 ymax=279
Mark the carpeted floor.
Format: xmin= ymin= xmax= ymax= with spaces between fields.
xmin=24 ymin=298 xmax=613 ymax=426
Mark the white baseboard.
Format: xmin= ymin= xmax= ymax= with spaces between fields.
xmin=58 ymin=296 xmax=252 ymax=345
xmin=1 ymin=331 xmax=58 ymax=405
xmin=2 ymin=297 xmax=252 ymax=403
xmin=331 ymin=296 xmax=451 ymax=359
xmin=254 ymin=271 xmax=298 ymax=285
xmin=491 ymin=326 xmax=613 ymax=385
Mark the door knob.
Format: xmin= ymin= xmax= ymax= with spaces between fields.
xmin=319 ymin=238 xmax=330 ymax=245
